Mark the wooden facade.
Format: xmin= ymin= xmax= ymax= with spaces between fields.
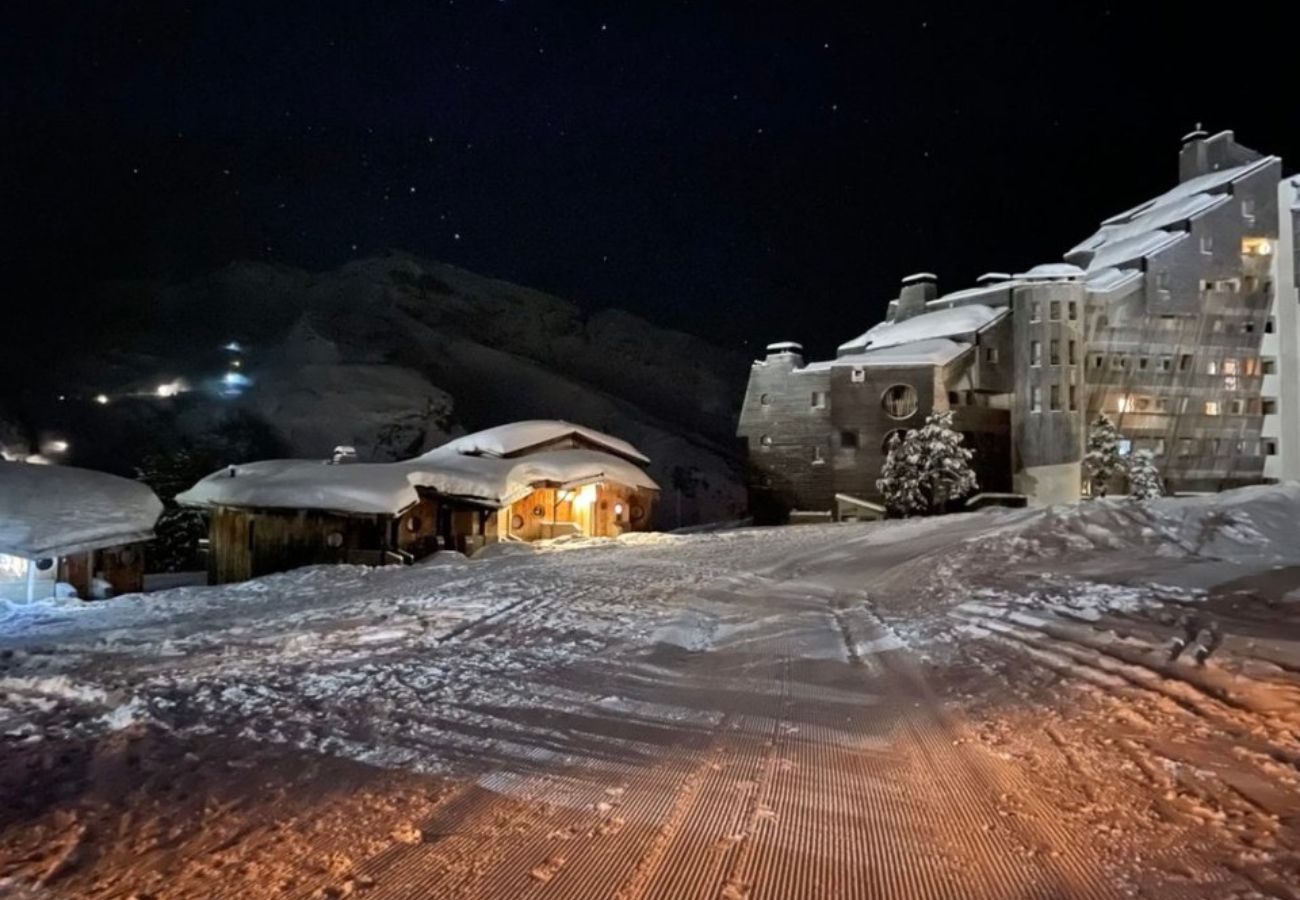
xmin=205 ymin=481 xmax=659 ymax=584
xmin=58 ymin=542 xmax=148 ymax=598
xmin=498 ymin=483 xmax=658 ymax=542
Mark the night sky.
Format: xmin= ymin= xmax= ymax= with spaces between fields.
xmin=5 ymin=2 xmax=1300 ymax=360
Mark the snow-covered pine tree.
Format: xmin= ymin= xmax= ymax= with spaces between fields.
xmin=1083 ymin=414 xmax=1124 ymax=497
xmin=876 ymin=410 xmax=978 ymax=517
xmin=1126 ymin=449 xmax=1163 ymax=501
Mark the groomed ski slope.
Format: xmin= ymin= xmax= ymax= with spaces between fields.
xmin=2 ymin=486 xmax=1300 ymax=898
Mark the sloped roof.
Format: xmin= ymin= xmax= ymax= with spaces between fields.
xmin=0 ymin=462 xmax=162 ymax=559
xmin=177 ymin=424 xmax=659 ymax=515
xmin=1086 ymin=230 xmax=1188 ymax=272
xmin=838 ymin=304 xmax=1005 ymax=355
xmin=1099 ymin=156 xmax=1278 ymax=226
xmin=431 ymin=420 xmax=648 ymax=464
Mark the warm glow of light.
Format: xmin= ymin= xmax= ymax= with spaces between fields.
xmin=231 ymin=359 xmax=243 ymax=368
xmin=1116 ymin=395 xmax=1131 ymax=413
xmin=615 ymin=502 xmax=625 ymax=516
xmin=44 ymin=439 xmax=68 ymax=454
xmin=155 ymin=379 xmax=187 ymax=398
xmin=1242 ymin=237 xmax=1273 ymax=256
xmin=573 ymin=483 xmax=598 ymax=508
xmin=94 ymin=393 xmax=110 ymax=405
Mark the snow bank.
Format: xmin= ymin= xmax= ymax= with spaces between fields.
xmin=0 ymin=461 xmax=162 ymax=558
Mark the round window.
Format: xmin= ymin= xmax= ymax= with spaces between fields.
xmin=760 ymin=434 xmax=773 ymax=447
xmin=881 ymin=384 xmax=918 ymax=419
xmin=532 ymin=505 xmax=546 ymax=518
xmin=759 ymin=393 xmax=771 ymax=406
xmin=630 ymin=505 xmax=645 ymax=522
xmin=882 ymin=429 xmax=908 ymax=453
xmin=405 ymin=516 xmax=422 ymax=533
xmin=35 ymin=557 xmax=54 ymax=571
xmin=511 ymin=514 xmax=525 ymax=530
xmin=326 ymin=532 xmax=344 ymax=549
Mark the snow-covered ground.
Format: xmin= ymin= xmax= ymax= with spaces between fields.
xmin=2 ymin=488 xmax=1300 ymax=898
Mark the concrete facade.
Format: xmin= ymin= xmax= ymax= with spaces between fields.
xmin=739 ymin=131 xmax=1298 ymax=514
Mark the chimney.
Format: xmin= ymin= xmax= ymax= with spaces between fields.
xmin=894 ymin=273 xmax=938 ymax=322
xmin=763 ymin=341 xmax=804 ymax=368
xmin=1178 ymin=126 xmax=1261 ymax=182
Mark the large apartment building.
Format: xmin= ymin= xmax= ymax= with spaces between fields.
xmin=739 ymin=130 xmax=1300 ymax=513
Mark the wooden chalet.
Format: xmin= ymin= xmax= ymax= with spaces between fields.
xmin=178 ymin=421 xmax=660 ymax=584
xmin=0 ymin=461 xmax=162 ymax=601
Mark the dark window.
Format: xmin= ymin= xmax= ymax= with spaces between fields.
xmin=840 ymin=430 xmax=859 ymax=449
xmin=1049 ymin=339 xmax=1060 ymax=365
xmin=1179 ymin=354 xmax=1193 ymax=371
xmin=1068 ymin=301 xmax=1078 ymax=321
xmin=1068 ymin=384 xmax=1078 ymax=411
xmin=759 ymin=393 xmax=771 ymax=406
xmin=1068 ymin=341 xmax=1077 ymax=365
xmin=1263 ymin=398 xmax=1278 ymax=415
xmin=881 ymin=384 xmax=919 ymax=419
xmin=947 ymin=391 xmax=960 ymax=405
xmin=1049 ymin=384 xmax=1060 ymax=411
xmin=1266 ymin=318 xmax=1276 ymax=334
xmin=984 ymin=347 xmax=998 ymax=364
xmin=760 ymin=434 xmax=773 ymax=448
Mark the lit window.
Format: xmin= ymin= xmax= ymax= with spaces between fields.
xmin=1116 ymin=395 xmax=1131 ymax=413
xmin=1205 ymin=401 xmax=1220 ymax=416
xmin=1030 ymin=386 xmax=1042 ymax=413
xmin=1031 ymin=341 xmax=1042 ymax=366
xmin=1206 ymin=360 xmax=1218 ymax=375
xmin=1118 ymin=439 xmax=1132 ymax=456
xmin=1153 ymin=438 xmax=1166 ymax=456
xmin=1223 ymin=358 xmax=1239 ymax=376
xmin=1242 ymin=237 xmax=1272 ymax=256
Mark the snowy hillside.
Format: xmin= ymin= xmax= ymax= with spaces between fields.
xmin=15 ymin=252 xmax=749 ymax=526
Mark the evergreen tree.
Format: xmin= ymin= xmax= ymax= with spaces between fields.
xmin=1083 ymin=414 xmax=1125 ymax=497
xmin=876 ymin=410 xmax=978 ymax=517
xmin=1126 ymin=449 xmax=1164 ymax=501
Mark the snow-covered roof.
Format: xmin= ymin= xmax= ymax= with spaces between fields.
xmin=431 ymin=420 xmax=648 ymax=464
xmin=976 ymin=272 xmax=1013 ymax=284
xmin=1084 ymin=266 xmax=1144 ymax=294
xmin=900 ymin=272 xmax=937 ymax=284
xmin=0 ymin=462 xmax=162 ymax=559
xmin=1099 ymin=156 xmax=1278 ymax=226
xmin=838 ymin=304 xmax=1005 ymax=355
xmin=765 ymin=341 xmax=803 ymax=353
xmin=1084 ymin=230 xmax=1187 ymax=272
xmin=928 ymin=281 xmax=1018 ymax=306
xmin=177 ymin=424 xmax=660 ymax=516
xmin=1014 ymin=263 xmax=1084 ymax=281
xmin=1069 ymin=194 xmax=1228 ymax=262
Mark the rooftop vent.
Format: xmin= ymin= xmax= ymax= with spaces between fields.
xmin=765 ymin=341 xmax=803 ymax=353
xmin=976 ymin=272 xmax=1013 ymax=284
xmin=900 ymin=272 xmax=938 ymax=285
xmin=330 ymin=445 xmax=359 ymax=465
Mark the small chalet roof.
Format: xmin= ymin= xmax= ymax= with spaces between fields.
xmin=432 ymin=420 xmax=649 ymax=464
xmin=0 ymin=462 xmax=163 ymax=559
xmin=838 ymin=304 xmax=1005 ymax=355
xmin=177 ymin=423 xmax=659 ymax=516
